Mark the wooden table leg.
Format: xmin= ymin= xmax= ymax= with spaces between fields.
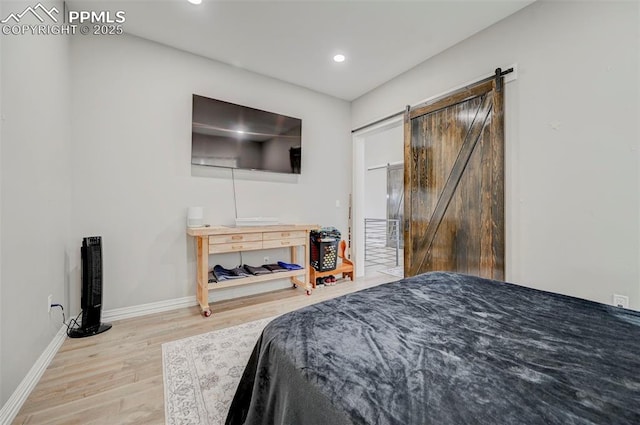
xmin=290 ymin=245 xmax=298 ymax=289
xmin=196 ymin=236 xmax=211 ymax=317
xmin=304 ymin=237 xmax=311 ymax=291
xmin=290 ymin=245 xmax=312 ymax=295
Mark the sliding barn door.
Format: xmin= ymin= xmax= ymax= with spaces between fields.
xmin=404 ymin=77 xmax=504 ymax=280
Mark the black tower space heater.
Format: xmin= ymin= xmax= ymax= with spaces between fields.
xmin=68 ymin=236 xmax=112 ymax=338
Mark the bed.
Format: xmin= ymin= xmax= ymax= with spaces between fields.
xmin=225 ymin=272 xmax=640 ymax=425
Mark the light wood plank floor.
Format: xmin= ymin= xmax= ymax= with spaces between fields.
xmin=14 ymin=274 xmax=395 ymax=424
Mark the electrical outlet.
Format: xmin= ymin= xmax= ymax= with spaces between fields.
xmin=47 ymin=294 xmax=53 ymax=313
xmin=263 ymin=256 xmax=269 ymax=264
xmin=613 ymin=294 xmax=629 ymax=309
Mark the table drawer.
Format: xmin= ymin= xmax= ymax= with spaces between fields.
xmin=209 ymin=241 xmax=263 ymax=254
xmin=209 ymin=233 xmax=262 ymax=245
xmin=263 ymin=230 xmax=306 ymax=241
xmin=262 ymin=238 xmax=306 ymax=249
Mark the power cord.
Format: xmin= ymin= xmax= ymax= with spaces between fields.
xmin=231 ymin=167 xmax=239 ymax=220
xmin=66 ymin=311 xmax=82 ymax=337
xmin=50 ymin=304 xmax=66 ymax=325
xmin=231 ymin=168 xmax=244 ymax=266
xmin=51 ymin=304 xmax=83 ymax=336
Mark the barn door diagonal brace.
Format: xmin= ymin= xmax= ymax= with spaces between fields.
xmin=412 ymin=92 xmax=494 ymax=276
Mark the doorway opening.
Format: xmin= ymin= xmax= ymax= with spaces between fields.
xmin=352 ymin=118 xmax=404 ymax=278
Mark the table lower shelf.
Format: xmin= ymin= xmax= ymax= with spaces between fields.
xmin=207 ymin=269 xmax=309 ymax=291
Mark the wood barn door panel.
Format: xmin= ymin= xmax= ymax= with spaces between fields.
xmin=407 ymin=98 xmax=480 ymax=269
xmin=405 ymin=78 xmax=504 ymax=280
xmin=426 ymin=133 xmax=486 ymax=275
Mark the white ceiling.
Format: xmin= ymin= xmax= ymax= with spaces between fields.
xmin=72 ymin=0 xmax=534 ymax=100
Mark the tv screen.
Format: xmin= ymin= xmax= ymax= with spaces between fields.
xmin=191 ymin=95 xmax=302 ymax=174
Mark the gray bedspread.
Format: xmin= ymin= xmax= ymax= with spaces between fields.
xmin=226 ymin=272 xmax=640 ymax=425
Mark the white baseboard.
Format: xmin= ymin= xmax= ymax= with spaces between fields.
xmin=0 ymin=325 xmax=67 ymax=425
xmin=102 ymin=296 xmax=198 ymax=322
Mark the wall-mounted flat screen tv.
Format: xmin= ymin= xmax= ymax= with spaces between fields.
xmin=191 ymin=95 xmax=302 ymax=174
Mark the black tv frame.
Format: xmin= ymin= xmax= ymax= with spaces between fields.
xmin=191 ymin=94 xmax=303 ymax=175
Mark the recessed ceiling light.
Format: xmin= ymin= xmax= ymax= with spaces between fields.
xmin=188 ymin=0 xmax=202 ymax=5
xmin=333 ymin=54 xmax=346 ymax=63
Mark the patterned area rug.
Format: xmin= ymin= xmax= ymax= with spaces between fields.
xmin=378 ymin=266 xmax=404 ymax=278
xmin=162 ymin=317 xmax=275 ymax=425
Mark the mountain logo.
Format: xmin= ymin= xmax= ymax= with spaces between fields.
xmin=1 ymin=3 xmax=59 ymax=24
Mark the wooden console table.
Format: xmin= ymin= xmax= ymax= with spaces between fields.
xmin=187 ymin=224 xmax=318 ymax=317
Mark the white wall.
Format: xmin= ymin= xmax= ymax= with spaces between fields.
xmin=0 ymin=0 xmax=71 ymax=404
xmin=363 ymin=125 xmax=403 ymax=219
xmin=69 ymin=34 xmax=352 ymax=311
xmin=0 ymin=0 xmax=4 ymax=404
xmin=352 ymin=1 xmax=640 ymax=309
xmin=364 ymin=168 xmax=386 ymax=220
